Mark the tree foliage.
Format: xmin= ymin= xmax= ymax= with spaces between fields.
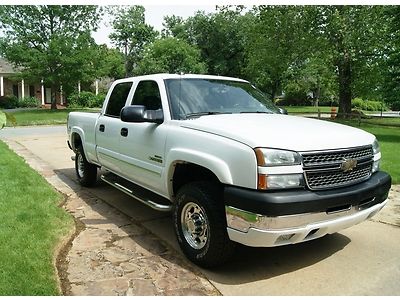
xmin=161 ymin=5 xmax=394 ymax=114
xmin=163 ymin=7 xmax=248 ymax=77
xmin=244 ymin=6 xmax=312 ymax=99
xmin=136 ymin=37 xmax=207 ymax=75
xmin=108 ymin=5 xmax=158 ymax=77
xmin=0 ymin=5 xmax=102 ymax=109
xmin=93 ymin=45 xmax=125 ymax=80
xmin=0 ymin=5 xmax=396 ymax=114
xmin=309 ymin=6 xmax=388 ymax=115
xmin=383 ymin=6 xmax=400 ymax=107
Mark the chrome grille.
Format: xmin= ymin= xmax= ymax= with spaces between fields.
xmin=302 ymin=146 xmax=373 ymax=167
xmin=301 ymin=146 xmax=374 ymax=190
xmin=305 ymin=163 xmax=372 ymax=190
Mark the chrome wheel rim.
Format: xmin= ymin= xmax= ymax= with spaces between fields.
xmin=77 ymin=153 xmax=85 ymax=178
xmin=181 ymin=202 xmax=209 ymax=250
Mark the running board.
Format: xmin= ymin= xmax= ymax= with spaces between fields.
xmin=100 ymin=173 xmax=172 ymax=212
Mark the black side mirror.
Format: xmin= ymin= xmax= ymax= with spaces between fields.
xmin=120 ymin=105 xmax=164 ymax=124
xmin=278 ymin=107 xmax=288 ymax=115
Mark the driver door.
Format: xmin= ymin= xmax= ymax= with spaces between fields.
xmin=118 ymin=80 xmax=167 ymax=195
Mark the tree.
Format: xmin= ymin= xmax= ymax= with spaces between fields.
xmin=108 ymin=6 xmax=158 ymax=77
xmin=162 ymin=15 xmax=187 ymax=39
xmin=282 ymin=57 xmax=337 ymax=106
xmin=244 ymin=6 xmax=311 ymax=99
xmin=163 ymin=7 xmax=249 ymax=77
xmin=383 ymin=6 xmax=400 ymax=107
xmin=93 ymin=45 xmax=125 ymax=80
xmin=135 ymin=37 xmax=207 ymax=75
xmin=0 ymin=5 xmax=102 ymax=109
xmin=310 ymin=6 xmax=388 ymax=116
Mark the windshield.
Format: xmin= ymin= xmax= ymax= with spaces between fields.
xmin=165 ymin=78 xmax=279 ymax=120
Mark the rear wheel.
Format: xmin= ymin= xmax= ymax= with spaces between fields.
xmin=173 ymin=181 xmax=235 ymax=268
xmin=75 ymin=146 xmax=97 ymax=187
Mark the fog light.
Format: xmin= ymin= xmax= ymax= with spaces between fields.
xmin=266 ymin=174 xmax=304 ymax=189
xmin=276 ymin=233 xmax=295 ymax=243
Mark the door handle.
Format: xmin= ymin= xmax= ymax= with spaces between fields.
xmin=99 ymin=124 xmax=105 ymax=132
xmin=120 ymin=128 xmax=128 ymax=137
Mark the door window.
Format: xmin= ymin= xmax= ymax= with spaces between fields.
xmin=131 ymin=81 xmax=162 ymax=110
xmin=105 ymin=82 xmax=133 ymax=117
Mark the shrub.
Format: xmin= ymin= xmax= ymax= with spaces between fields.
xmin=0 ymin=96 xmax=19 ymax=109
xmin=67 ymin=92 xmax=105 ymax=108
xmin=318 ymin=98 xmax=339 ymax=107
xmin=351 ymin=98 xmax=388 ymax=111
xmin=89 ymin=93 xmax=106 ymax=108
xmin=390 ymin=101 xmax=400 ymax=111
xmin=18 ymin=96 xmax=40 ymax=108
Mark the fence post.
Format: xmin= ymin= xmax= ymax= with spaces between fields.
xmin=318 ymin=109 xmax=321 ymax=119
xmin=330 ymin=107 xmax=337 ymax=119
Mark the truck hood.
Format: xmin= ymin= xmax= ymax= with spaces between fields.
xmin=180 ymin=113 xmax=375 ymax=151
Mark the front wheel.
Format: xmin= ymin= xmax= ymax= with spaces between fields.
xmin=75 ymin=146 xmax=97 ymax=187
xmin=173 ymin=181 xmax=235 ymax=268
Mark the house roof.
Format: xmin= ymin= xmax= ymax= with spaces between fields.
xmin=0 ymin=57 xmax=17 ymax=74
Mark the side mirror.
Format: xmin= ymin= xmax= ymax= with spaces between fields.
xmin=278 ymin=107 xmax=288 ymax=115
xmin=120 ymin=105 xmax=164 ymax=124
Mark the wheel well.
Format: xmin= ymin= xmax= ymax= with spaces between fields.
xmin=172 ymin=163 xmax=220 ymax=196
xmin=71 ymin=133 xmax=82 ymax=151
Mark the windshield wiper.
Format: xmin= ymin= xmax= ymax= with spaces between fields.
xmin=184 ymin=111 xmax=228 ymax=119
xmin=239 ymin=111 xmax=273 ymax=114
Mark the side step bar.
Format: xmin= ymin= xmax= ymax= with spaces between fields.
xmin=100 ymin=173 xmax=172 ymax=212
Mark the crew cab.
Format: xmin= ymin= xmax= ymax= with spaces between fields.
xmin=67 ymin=74 xmax=391 ymax=267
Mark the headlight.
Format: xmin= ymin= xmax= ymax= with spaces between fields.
xmin=255 ymin=148 xmax=301 ymax=166
xmin=372 ymin=139 xmax=380 ymax=155
xmin=255 ymin=148 xmax=304 ymax=190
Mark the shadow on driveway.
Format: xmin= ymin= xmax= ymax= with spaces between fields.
xmin=53 ymin=166 xmax=350 ymax=288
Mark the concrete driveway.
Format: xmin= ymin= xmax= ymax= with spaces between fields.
xmin=1 ymin=125 xmax=400 ymax=296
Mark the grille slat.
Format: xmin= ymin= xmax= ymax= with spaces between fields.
xmin=302 ymin=147 xmax=373 ymax=167
xmin=301 ymin=146 xmax=373 ymax=190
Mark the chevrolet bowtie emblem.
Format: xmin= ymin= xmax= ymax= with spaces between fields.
xmin=340 ymin=158 xmax=357 ymax=172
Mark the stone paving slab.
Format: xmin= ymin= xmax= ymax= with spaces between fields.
xmin=4 ymin=139 xmax=219 ymax=296
xmin=372 ymin=184 xmax=400 ymax=226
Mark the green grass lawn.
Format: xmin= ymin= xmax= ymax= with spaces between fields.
xmin=285 ymin=106 xmax=393 ymax=116
xmin=285 ymin=106 xmax=336 ymax=113
xmin=0 ymin=141 xmax=73 ymax=295
xmin=330 ymin=120 xmax=400 ymax=184
xmin=6 ymin=108 xmax=100 ymax=127
xmin=357 ymin=116 xmax=400 ymax=127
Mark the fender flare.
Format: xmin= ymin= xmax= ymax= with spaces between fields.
xmin=165 ymin=148 xmax=233 ymax=198
xmin=70 ymin=127 xmax=89 ymax=158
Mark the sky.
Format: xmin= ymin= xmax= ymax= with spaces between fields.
xmin=92 ymin=5 xmax=217 ymax=47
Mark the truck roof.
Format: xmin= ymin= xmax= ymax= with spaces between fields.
xmin=113 ymin=73 xmax=249 ymax=84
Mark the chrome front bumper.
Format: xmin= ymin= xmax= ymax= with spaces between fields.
xmin=226 ymin=199 xmax=388 ymax=247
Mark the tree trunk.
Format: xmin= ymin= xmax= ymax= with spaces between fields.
xmin=337 ymin=52 xmax=352 ymax=118
xmin=270 ymin=80 xmax=280 ymax=102
xmin=124 ymin=42 xmax=132 ymax=77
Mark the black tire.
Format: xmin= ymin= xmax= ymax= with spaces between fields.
xmin=75 ymin=146 xmax=97 ymax=187
xmin=173 ymin=181 xmax=235 ymax=268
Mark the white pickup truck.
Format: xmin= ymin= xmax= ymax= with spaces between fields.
xmin=67 ymin=74 xmax=391 ymax=267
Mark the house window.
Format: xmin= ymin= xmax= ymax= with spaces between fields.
xmin=12 ymin=84 xmax=19 ymax=98
xmin=29 ymin=85 xmax=35 ymax=97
